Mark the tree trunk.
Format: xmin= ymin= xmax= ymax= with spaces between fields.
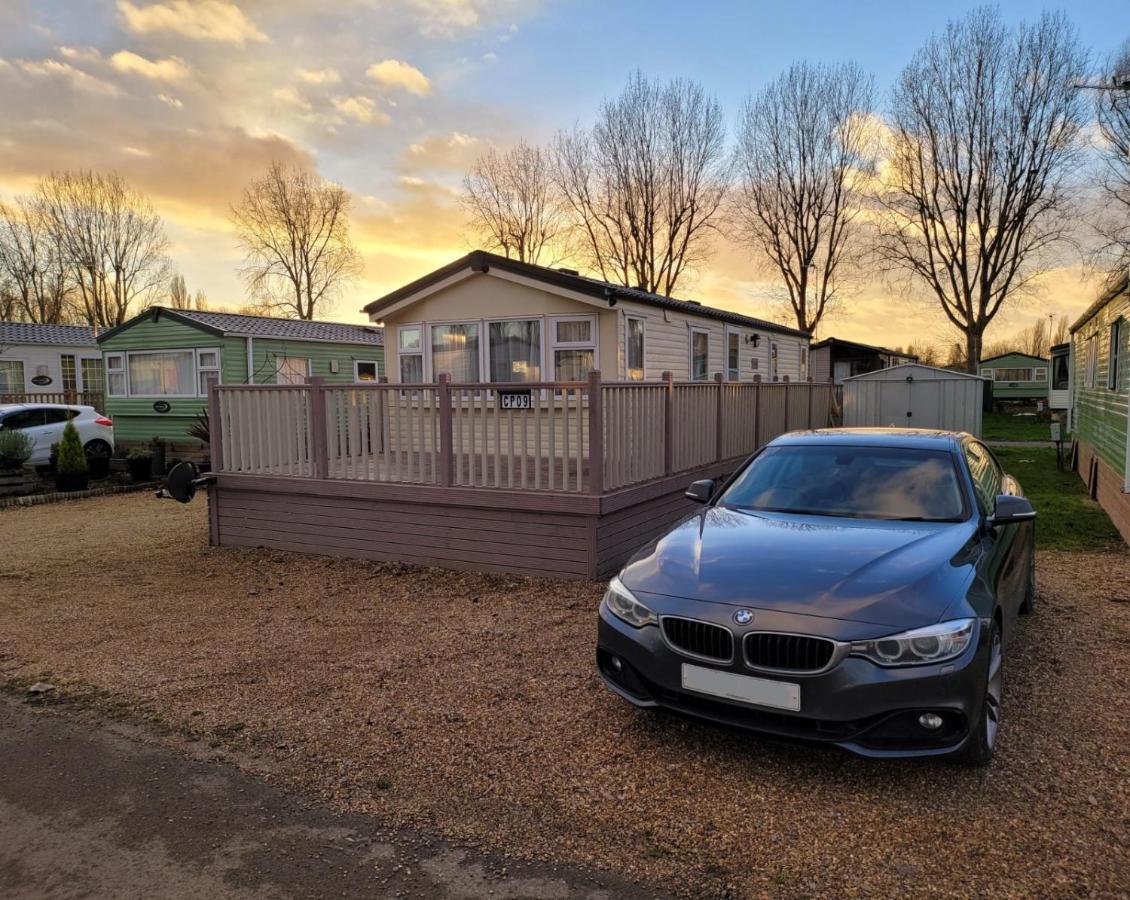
xmin=965 ymin=329 xmax=983 ymax=375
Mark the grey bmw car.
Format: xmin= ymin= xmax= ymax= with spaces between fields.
xmin=596 ymin=429 xmax=1036 ymax=765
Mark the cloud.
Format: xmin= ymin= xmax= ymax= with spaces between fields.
xmin=296 ymin=67 xmax=341 ymax=85
xmin=12 ymin=58 xmax=121 ymax=96
xmin=110 ymin=50 xmax=191 ymax=82
xmin=117 ymin=1 xmax=267 ymax=45
xmin=157 ymin=92 xmax=183 ymax=108
xmin=366 ymin=59 xmax=431 ymax=95
xmin=273 ymin=85 xmax=311 ymax=111
xmin=58 ymin=46 xmax=103 ymax=63
xmin=482 ymin=51 xmax=498 ymax=63
xmin=401 ymin=131 xmax=481 ymax=172
xmin=332 ymin=95 xmax=390 ymax=126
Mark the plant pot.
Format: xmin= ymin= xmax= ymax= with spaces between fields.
xmin=128 ymin=457 xmax=153 ymax=483
xmin=55 ymin=472 xmax=90 ymax=493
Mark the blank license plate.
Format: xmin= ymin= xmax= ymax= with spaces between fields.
xmin=681 ymin=663 xmax=801 ymax=712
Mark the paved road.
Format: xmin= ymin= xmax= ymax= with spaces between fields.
xmin=0 ymin=696 xmax=664 ymax=900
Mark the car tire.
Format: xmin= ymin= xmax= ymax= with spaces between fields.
xmin=84 ymin=439 xmax=112 ymax=479
xmin=1019 ymin=552 xmax=1036 ymax=616
xmin=958 ymin=620 xmax=1002 ymax=768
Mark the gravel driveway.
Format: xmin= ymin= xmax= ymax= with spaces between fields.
xmin=1 ymin=494 xmax=1127 ymax=898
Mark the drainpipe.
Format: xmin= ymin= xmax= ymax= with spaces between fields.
xmin=246 ymin=336 xmax=254 ymax=384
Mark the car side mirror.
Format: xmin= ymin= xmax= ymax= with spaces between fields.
xmin=988 ymin=494 xmax=1036 ymax=526
xmin=685 ymin=479 xmax=715 ymax=504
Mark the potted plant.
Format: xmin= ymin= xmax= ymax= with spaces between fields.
xmin=54 ymin=422 xmax=89 ymax=492
xmin=0 ymin=429 xmax=35 ymax=496
xmin=127 ymin=447 xmax=153 ymax=483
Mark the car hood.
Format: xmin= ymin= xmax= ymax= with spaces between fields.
xmin=620 ymin=506 xmax=979 ymax=628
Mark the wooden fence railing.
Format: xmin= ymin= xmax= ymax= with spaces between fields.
xmin=0 ymin=391 xmax=105 ymax=411
xmin=211 ymin=372 xmax=834 ymax=495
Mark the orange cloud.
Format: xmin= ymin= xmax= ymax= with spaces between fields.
xmin=297 ymin=67 xmax=341 ymax=85
xmin=332 ymin=95 xmax=390 ymax=126
xmin=110 ymin=50 xmax=191 ymax=82
xmin=117 ymin=1 xmax=267 ymax=45
xmin=366 ymin=59 xmax=432 ymax=95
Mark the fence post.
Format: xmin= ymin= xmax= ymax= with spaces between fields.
xmin=714 ymin=372 xmax=724 ymax=462
xmin=753 ymin=374 xmax=762 ymax=448
xmin=438 ymin=373 xmax=453 ymax=487
xmin=783 ymin=379 xmax=790 ymax=433
xmin=587 ymin=369 xmax=603 ymax=495
xmin=662 ymin=371 xmax=674 ymax=476
xmin=208 ymin=382 xmax=224 ymax=472
xmin=308 ymin=376 xmax=329 ymax=480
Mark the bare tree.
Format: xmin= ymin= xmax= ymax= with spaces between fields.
xmin=1092 ymin=39 xmax=1130 ymax=276
xmin=36 ymin=171 xmax=172 ymax=328
xmin=732 ymin=61 xmax=875 ymax=332
xmin=0 ymin=197 xmax=72 ymax=323
xmin=230 ymin=161 xmax=361 ymax=320
xmin=167 ymin=273 xmax=208 ymax=311
xmin=553 ymin=72 xmax=728 ymax=296
xmin=461 ymin=141 xmax=566 ymax=263
xmin=877 ymin=8 xmax=1088 ymax=372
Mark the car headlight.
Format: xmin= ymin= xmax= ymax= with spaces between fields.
xmin=850 ymin=618 xmax=976 ymax=667
xmin=602 ymin=577 xmax=657 ymax=628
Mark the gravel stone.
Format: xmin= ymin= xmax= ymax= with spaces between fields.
xmin=0 ymin=494 xmax=1127 ymax=898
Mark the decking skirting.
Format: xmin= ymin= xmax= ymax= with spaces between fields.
xmin=208 ymin=459 xmax=740 ymax=579
xmin=1077 ymin=440 xmax=1130 ymax=545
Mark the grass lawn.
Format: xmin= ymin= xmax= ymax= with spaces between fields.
xmin=982 ymin=410 xmax=1054 ymax=442
xmin=993 ymin=447 xmax=1122 ymax=550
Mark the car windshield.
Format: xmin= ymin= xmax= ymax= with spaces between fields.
xmin=719 ymin=444 xmax=966 ymax=522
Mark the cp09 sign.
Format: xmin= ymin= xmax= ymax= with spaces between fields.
xmin=498 ymin=389 xmax=532 ymax=410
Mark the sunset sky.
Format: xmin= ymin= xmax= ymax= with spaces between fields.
xmin=1 ymin=0 xmax=1125 ymax=350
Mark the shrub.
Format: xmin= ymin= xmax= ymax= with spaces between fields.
xmin=0 ymin=429 xmax=34 ymax=470
xmin=56 ymin=421 xmax=88 ymax=478
xmin=187 ymin=409 xmax=210 ymax=445
xmin=127 ymin=447 xmax=152 ymax=461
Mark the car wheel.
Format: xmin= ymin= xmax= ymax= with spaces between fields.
xmin=959 ymin=620 xmax=1002 ymax=767
xmin=1019 ymin=552 xmax=1036 ymax=615
xmin=84 ymin=439 xmax=112 ymax=479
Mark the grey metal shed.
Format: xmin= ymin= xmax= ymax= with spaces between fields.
xmin=842 ymin=364 xmax=988 ymax=436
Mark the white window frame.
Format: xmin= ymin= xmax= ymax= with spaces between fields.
xmin=0 ymin=358 xmax=25 ymax=393
xmin=124 ymin=348 xmax=203 ymax=397
xmin=625 ymin=315 xmax=646 ymax=381
xmin=725 ymin=328 xmax=741 ymax=382
xmin=548 ymin=314 xmax=598 ymax=382
xmin=78 ymin=356 xmax=103 ymax=392
xmin=398 ymin=324 xmax=425 ymax=384
xmin=430 ymin=320 xmax=482 ymax=384
xmin=485 ymin=316 xmax=544 ymax=384
xmin=105 ymin=354 xmax=125 ymax=397
xmin=799 ymin=345 xmax=809 ymax=381
xmin=690 ymin=326 xmax=710 ymax=382
xmin=1086 ymin=335 xmax=1098 ymax=389
xmin=980 ymin=367 xmax=995 ymax=381
xmin=275 ymin=355 xmax=310 ymax=386
xmin=354 ymin=359 xmax=381 ymax=382
xmin=770 ymin=341 xmax=780 ymax=380
xmin=196 ymin=348 xmax=221 ymax=396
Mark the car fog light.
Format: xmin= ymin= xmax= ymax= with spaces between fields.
xmin=918 ymin=712 xmax=944 ymax=730
xmin=610 ymin=656 xmax=623 ymax=673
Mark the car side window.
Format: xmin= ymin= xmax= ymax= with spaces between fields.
xmin=43 ymin=409 xmax=76 ymax=424
xmin=963 ymin=441 xmax=1002 ymax=513
xmin=1 ymin=409 xmax=47 ymax=430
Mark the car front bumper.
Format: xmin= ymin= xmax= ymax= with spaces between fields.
xmin=596 ymin=601 xmax=992 ymax=759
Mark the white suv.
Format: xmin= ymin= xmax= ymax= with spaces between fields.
xmin=0 ymin=404 xmax=115 ymax=468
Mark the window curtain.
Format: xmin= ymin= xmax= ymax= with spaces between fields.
xmin=692 ymin=332 xmax=709 ymax=380
xmin=489 ymin=321 xmax=540 ymax=382
xmin=128 ymin=351 xmax=195 ymax=395
xmin=626 ymin=319 xmax=644 ymax=380
xmin=432 ymin=323 xmax=480 ymax=382
xmin=554 ymin=349 xmax=594 ymax=381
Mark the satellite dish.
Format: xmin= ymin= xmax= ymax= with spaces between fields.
xmin=164 ymin=461 xmax=199 ymax=503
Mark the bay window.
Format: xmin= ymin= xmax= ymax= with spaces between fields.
xmin=432 ymin=322 xmax=480 ymax=382
xmin=488 ymin=320 xmax=540 ymax=382
xmin=626 ymin=316 xmax=645 ymax=381
xmin=399 ymin=326 xmax=424 ymax=384
xmin=129 ymin=350 xmax=196 ymax=396
xmin=690 ymin=328 xmax=709 ymax=381
xmin=551 ymin=316 xmax=596 ymax=380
